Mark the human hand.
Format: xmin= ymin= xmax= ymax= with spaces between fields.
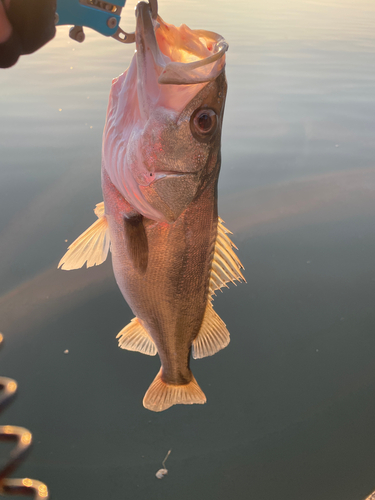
xmin=0 ymin=0 xmax=56 ymax=68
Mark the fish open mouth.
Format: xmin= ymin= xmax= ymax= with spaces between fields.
xmin=134 ymin=0 xmax=228 ymax=122
xmin=135 ymin=1 xmax=228 ymax=88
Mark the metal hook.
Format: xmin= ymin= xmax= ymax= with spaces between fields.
xmin=112 ymin=0 xmax=158 ymax=43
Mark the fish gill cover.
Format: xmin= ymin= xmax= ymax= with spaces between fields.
xmin=102 ymin=4 xmax=228 ymax=221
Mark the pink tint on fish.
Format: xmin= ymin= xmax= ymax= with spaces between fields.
xmin=59 ymin=2 xmax=245 ymax=413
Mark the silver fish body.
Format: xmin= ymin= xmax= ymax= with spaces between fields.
xmin=59 ymin=2 xmax=244 ymax=412
xmin=102 ymin=69 xmax=227 ymax=409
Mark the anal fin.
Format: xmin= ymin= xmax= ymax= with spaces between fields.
xmin=192 ymin=302 xmax=230 ymax=359
xmin=143 ymin=369 xmax=206 ymax=412
xmin=116 ymin=317 xmax=157 ymax=356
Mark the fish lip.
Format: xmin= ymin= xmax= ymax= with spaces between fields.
xmin=152 ymin=171 xmax=198 ymax=181
xmin=134 ymin=1 xmax=164 ymax=121
xmin=135 ymin=1 xmax=160 ymax=62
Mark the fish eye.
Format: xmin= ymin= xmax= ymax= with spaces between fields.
xmin=195 ymin=110 xmax=215 ymax=132
xmin=191 ymin=108 xmax=217 ymax=141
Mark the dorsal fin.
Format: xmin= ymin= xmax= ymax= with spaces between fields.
xmin=58 ymin=202 xmax=110 ymax=270
xmin=192 ymin=301 xmax=230 ymax=359
xmin=208 ymin=217 xmax=245 ymax=295
xmin=116 ymin=317 xmax=157 ymax=356
xmin=193 ymin=218 xmax=245 ymax=359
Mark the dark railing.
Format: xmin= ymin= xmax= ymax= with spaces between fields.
xmin=0 ymin=333 xmax=49 ymax=499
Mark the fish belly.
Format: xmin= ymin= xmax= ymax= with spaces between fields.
xmin=102 ymin=167 xmax=218 ymax=385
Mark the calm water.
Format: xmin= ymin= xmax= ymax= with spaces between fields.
xmin=1 ymin=0 xmax=375 ymax=498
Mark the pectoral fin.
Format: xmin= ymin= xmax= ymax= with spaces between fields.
xmin=117 ymin=317 xmax=157 ymax=356
xmin=192 ymin=302 xmax=230 ymax=359
xmin=209 ymin=217 xmax=246 ymax=294
xmin=124 ymin=215 xmax=148 ymax=274
xmin=58 ymin=202 xmax=110 ymax=270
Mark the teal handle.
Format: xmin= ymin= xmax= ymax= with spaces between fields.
xmin=56 ymin=0 xmax=126 ymax=37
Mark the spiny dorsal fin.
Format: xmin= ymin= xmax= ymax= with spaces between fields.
xmin=209 ymin=217 xmax=245 ymax=295
xmin=143 ymin=368 xmax=206 ymax=412
xmin=117 ymin=317 xmax=157 ymax=356
xmin=58 ymin=202 xmax=110 ymax=270
xmin=192 ymin=302 xmax=230 ymax=359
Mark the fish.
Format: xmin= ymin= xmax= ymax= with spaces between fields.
xmin=59 ymin=1 xmax=245 ymax=412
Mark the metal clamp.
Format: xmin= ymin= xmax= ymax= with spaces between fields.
xmin=56 ymin=0 xmax=157 ymax=43
xmin=113 ymin=0 xmax=157 ymax=43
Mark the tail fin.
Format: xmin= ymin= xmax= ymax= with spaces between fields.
xmin=143 ymin=369 xmax=206 ymax=412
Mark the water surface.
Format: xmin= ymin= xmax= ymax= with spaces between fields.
xmin=1 ymin=0 xmax=375 ymax=498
